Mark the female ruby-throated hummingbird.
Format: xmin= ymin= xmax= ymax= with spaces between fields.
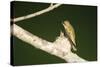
xmin=62 ymin=20 xmax=77 ymax=51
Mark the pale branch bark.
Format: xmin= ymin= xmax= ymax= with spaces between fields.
xmin=11 ymin=3 xmax=62 ymax=22
xmin=63 ymin=52 xmax=87 ymax=62
xmin=12 ymin=24 xmax=53 ymax=49
xmin=12 ymin=24 xmax=87 ymax=62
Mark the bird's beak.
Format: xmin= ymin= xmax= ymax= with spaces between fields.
xmin=62 ymin=22 xmax=66 ymax=28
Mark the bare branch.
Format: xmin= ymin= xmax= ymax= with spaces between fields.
xmin=12 ymin=24 xmax=87 ymax=62
xmin=11 ymin=3 xmax=62 ymax=23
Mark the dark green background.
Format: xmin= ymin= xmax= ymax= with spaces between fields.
xmin=11 ymin=1 xmax=97 ymax=66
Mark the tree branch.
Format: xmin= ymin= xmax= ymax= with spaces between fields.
xmin=12 ymin=24 xmax=87 ymax=62
xmin=11 ymin=3 xmax=62 ymax=23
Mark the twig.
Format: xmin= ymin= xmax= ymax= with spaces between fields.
xmin=11 ymin=3 xmax=62 ymax=22
xmin=12 ymin=24 xmax=87 ymax=62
